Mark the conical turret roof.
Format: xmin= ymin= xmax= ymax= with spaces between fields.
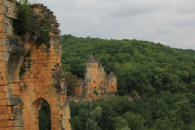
xmin=87 ymin=55 xmax=97 ymax=63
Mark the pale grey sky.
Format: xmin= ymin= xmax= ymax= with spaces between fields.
xmin=31 ymin=0 xmax=195 ymax=50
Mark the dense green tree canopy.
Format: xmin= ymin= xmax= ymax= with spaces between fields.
xmin=61 ymin=35 xmax=195 ymax=95
xmin=61 ymin=35 xmax=195 ymax=130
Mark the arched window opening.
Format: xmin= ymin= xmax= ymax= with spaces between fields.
xmin=38 ymin=99 xmax=51 ymax=130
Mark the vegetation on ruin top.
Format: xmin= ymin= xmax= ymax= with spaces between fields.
xmin=13 ymin=0 xmax=51 ymax=47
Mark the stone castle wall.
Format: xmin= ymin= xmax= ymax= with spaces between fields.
xmin=0 ymin=1 xmax=71 ymax=130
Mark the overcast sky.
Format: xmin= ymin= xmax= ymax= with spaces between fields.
xmin=31 ymin=0 xmax=195 ymax=50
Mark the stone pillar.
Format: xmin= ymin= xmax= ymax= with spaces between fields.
xmin=0 ymin=0 xmax=24 ymax=130
xmin=0 ymin=1 xmax=11 ymax=129
xmin=64 ymin=98 xmax=72 ymax=130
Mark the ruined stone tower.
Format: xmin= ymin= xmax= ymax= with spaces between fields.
xmin=0 ymin=0 xmax=71 ymax=129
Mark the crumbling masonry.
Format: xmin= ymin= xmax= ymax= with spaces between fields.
xmin=0 ymin=0 xmax=71 ymax=129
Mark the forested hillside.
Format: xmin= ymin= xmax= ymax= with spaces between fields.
xmin=61 ymin=35 xmax=195 ymax=130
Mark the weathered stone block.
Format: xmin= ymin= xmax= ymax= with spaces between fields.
xmin=0 ymin=99 xmax=8 ymax=105
xmin=0 ymin=40 xmax=7 ymax=45
xmin=0 ymin=80 xmax=7 ymax=86
xmin=0 ymin=45 xmax=4 ymax=52
xmin=0 ymin=51 xmax=9 ymax=61
xmin=0 ymin=114 xmax=10 ymax=120
xmin=0 ymin=5 xmax=6 ymax=15
xmin=0 ymin=91 xmax=7 ymax=97
xmin=0 ymin=105 xmax=8 ymax=113
xmin=0 ymin=85 xmax=6 ymax=91
xmin=0 ymin=120 xmax=15 ymax=127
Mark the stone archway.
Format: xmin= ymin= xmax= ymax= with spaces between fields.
xmin=38 ymin=99 xmax=51 ymax=130
xmin=32 ymin=98 xmax=51 ymax=130
xmin=22 ymin=91 xmax=68 ymax=130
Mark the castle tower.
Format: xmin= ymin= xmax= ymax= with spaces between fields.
xmin=108 ymin=72 xmax=117 ymax=93
xmin=85 ymin=55 xmax=98 ymax=88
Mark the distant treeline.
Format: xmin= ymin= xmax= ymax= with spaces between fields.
xmin=61 ymin=35 xmax=195 ymax=130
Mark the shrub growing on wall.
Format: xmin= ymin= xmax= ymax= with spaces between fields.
xmin=13 ymin=0 xmax=51 ymax=47
xmin=13 ymin=0 xmax=32 ymax=35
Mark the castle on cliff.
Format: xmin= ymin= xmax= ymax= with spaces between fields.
xmin=74 ymin=55 xmax=117 ymax=101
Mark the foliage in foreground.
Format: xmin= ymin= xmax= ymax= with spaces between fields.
xmin=71 ymin=95 xmax=195 ymax=130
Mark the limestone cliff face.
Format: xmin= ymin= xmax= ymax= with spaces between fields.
xmin=0 ymin=0 xmax=71 ymax=129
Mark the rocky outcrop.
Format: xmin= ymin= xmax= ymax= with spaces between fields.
xmin=0 ymin=0 xmax=71 ymax=129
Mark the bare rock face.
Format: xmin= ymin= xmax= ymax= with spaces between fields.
xmin=0 ymin=0 xmax=71 ymax=129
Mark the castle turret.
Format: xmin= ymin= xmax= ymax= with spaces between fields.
xmin=97 ymin=58 xmax=106 ymax=79
xmin=108 ymin=72 xmax=117 ymax=93
xmin=85 ymin=55 xmax=98 ymax=86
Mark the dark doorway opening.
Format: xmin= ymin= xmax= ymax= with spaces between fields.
xmin=38 ymin=99 xmax=51 ymax=130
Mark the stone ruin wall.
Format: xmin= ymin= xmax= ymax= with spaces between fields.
xmin=0 ymin=0 xmax=71 ymax=129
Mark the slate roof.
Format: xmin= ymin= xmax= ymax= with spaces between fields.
xmin=87 ymin=55 xmax=97 ymax=63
